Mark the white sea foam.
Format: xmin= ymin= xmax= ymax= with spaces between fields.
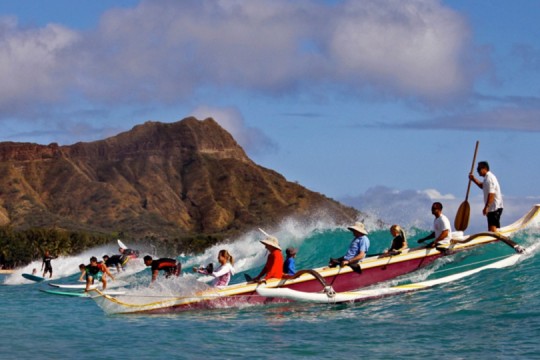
xmin=2 ymin=243 xmax=146 ymax=285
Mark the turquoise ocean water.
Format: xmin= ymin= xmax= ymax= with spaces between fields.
xmin=2 ymin=218 xmax=539 ymax=359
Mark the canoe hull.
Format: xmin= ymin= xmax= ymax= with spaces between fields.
xmin=92 ymin=251 xmax=444 ymax=314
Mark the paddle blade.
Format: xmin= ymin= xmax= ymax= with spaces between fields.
xmin=454 ymin=201 xmax=470 ymax=231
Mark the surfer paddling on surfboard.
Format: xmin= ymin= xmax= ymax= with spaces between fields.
xmin=117 ymin=239 xmax=140 ymax=267
xmin=143 ymin=256 xmax=181 ymax=283
xmin=80 ymin=256 xmax=115 ymax=292
xmin=103 ymin=255 xmax=124 ymax=272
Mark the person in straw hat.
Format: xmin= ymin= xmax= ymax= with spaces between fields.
xmin=251 ymin=236 xmax=284 ymax=283
xmin=329 ymin=222 xmax=370 ymax=273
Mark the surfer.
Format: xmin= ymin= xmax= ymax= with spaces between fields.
xmin=328 ymin=222 xmax=370 ymax=273
xmin=121 ymin=247 xmax=139 ymax=258
xmin=119 ymin=247 xmax=140 ymax=266
xmin=283 ymin=247 xmax=297 ymax=276
xmin=143 ymin=256 xmax=181 ymax=282
xmin=41 ymin=250 xmax=56 ymax=278
xmin=250 ymin=236 xmax=284 ymax=283
xmin=81 ymin=256 xmax=115 ymax=291
xmin=417 ymin=202 xmax=452 ymax=247
xmin=103 ymin=255 xmax=124 ymax=272
xmin=193 ymin=249 xmax=235 ymax=288
xmin=469 ymin=161 xmax=504 ymax=232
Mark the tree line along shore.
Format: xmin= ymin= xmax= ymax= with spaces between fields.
xmin=0 ymin=226 xmax=223 ymax=269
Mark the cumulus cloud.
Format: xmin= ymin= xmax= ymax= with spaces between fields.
xmin=189 ymin=105 xmax=277 ymax=155
xmin=341 ymin=186 xmax=436 ymax=230
xmin=0 ymin=17 xmax=79 ymax=114
xmin=328 ymin=0 xmax=473 ymax=100
xmin=0 ymin=0 xmax=475 ymax=121
xmin=340 ymin=185 xmax=539 ymax=234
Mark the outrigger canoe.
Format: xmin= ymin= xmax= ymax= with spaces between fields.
xmin=90 ymin=204 xmax=540 ymax=315
xmin=256 ymin=242 xmax=539 ymax=304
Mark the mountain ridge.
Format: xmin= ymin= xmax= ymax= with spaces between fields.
xmin=0 ymin=117 xmax=359 ymax=243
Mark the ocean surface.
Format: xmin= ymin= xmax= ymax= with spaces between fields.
xmin=2 ymin=214 xmax=540 ymax=360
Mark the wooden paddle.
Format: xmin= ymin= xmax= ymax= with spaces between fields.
xmin=454 ymin=141 xmax=479 ymax=231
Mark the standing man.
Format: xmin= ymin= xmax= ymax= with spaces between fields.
xmin=417 ymin=202 xmax=452 ymax=247
xmin=469 ymin=161 xmax=503 ymax=232
xmin=41 ymin=250 xmax=56 ymax=278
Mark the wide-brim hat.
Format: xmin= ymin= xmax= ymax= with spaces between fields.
xmin=347 ymin=222 xmax=368 ymax=235
xmin=260 ymin=236 xmax=281 ymax=250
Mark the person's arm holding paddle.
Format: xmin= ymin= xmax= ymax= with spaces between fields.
xmin=417 ymin=232 xmax=435 ymax=244
xmin=341 ymin=250 xmax=366 ymax=266
xmin=469 ymin=172 xmax=483 ymax=189
xmin=432 ymin=229 xmax=450 ymax=247
xmin=417 ymin=230 xmax=449 ymax=248
xmin=469 ymin=171 xmax=493 ymax=215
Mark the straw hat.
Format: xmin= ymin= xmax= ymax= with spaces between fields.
xmin=260 ymin=236 xmax=281 ymax=250
xmin=347 ymin=222 xmax=369 ymax=235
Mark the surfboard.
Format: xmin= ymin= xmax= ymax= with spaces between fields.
xmin=117 ymin=239 xmax=128 ymax=249
xmin=40 ymin=289 xmax=125 ymax=297
xmin=49 ymin=283 xmax=98 ymax=290
xmin=22 ymin=273 xmax=46 ymax=282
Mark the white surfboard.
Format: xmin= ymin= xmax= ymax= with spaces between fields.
xmin=40 ymin=289 xmax=125 ymax=297
xmin=117 ymin=239 xmax=128 ymax=249
xmin=49 ymin=283 xmax=98 ymax=290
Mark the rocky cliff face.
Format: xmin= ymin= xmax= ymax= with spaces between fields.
xmin=0 ymin=117 xmax=358 ymax=239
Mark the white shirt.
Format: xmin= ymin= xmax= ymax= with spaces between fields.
xmin=211 ymin=263 xmax=235 ymax=288
xmin=483 ymin=171 xmax=503 ymax=212
xmin=434 ymin=214 xmax=452 ymax=244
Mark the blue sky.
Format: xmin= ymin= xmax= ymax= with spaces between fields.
xmin=1 ymin=0 xmax=539 ymax=233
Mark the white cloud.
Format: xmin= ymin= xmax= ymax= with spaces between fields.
xmin=420 ymin=188 xmax=456 ymax=200
xmin=189 ymin=105 xmax=277 ymax=155
xmin=328 ymin=0 xmax=472 ymax=99
xmin=340 ymin=186 xmax=539 ymax=234
xmin=0 ymin=0 xmax=475 ymax=120
xmin=0 ymin=18 xmax=79 ymax=113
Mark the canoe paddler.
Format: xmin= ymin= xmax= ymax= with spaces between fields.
xmin=329 ymin=222 xmax=370 ymax=273
xmin=417 ymin=202 xmax=452 ymax=248
xmin=469 ymin=161 xmax=504 ymax=232
xmin=251 ymin=236 xmax=284 ymax=283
